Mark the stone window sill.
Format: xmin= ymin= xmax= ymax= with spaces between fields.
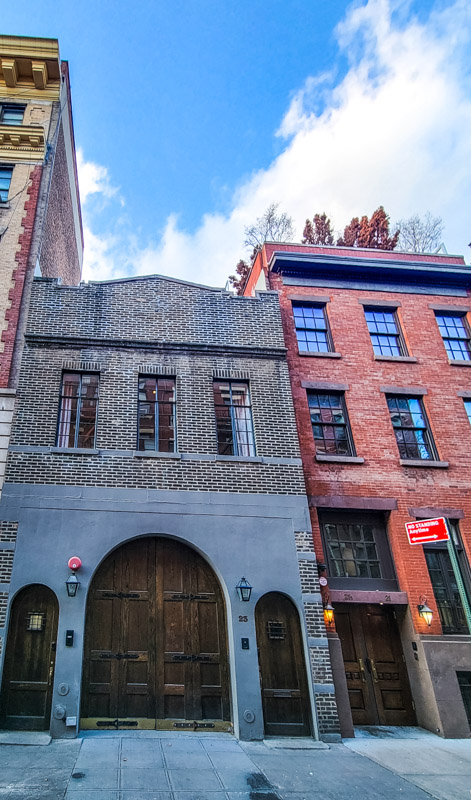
xmin=374 ymin=355 xmax=417 ymax=363
xmin=315 ymin=454 xmax=365 ymax=465
xmin=133 ymin=451 xmax=181 ymax=459
xmin=216 ymin=455 xmax=262 ymax=463
xmin=298 ymin=351 xmax=341 ymax=359
xmin=0 ymin=202 xmax=10 ymax=209
xmin=400 ymin=459 xmax=449 ymax=468
xmin=50 ymin=447 xmax=99 ymax=455
xmin=449 ymin=359 xmax=471 ymax=367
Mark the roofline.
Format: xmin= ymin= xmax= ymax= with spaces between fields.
xmin=268 ymin=250 xmax=471 ymax=278
xmin=35 ymin=272 xmax=259 ymax=296
xmin=262 ymin=240 xmax=466 ymax=261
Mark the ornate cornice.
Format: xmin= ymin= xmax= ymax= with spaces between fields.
xmin=0 ymin=36 xmax=60 ymax=100
xmin=0 ymin=123 xmax=45 ymax=162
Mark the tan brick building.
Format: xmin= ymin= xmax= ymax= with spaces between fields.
xmin=0 ymin=35 xmax=82 ymax=493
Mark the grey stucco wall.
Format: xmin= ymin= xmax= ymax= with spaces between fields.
xmin=0 ymin=484 xmax=313 ymax=740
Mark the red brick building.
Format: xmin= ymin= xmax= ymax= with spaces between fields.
xmin=0 ymin=35 xmax=82 ymax=494
xmin=244 ymin=242 xmax=471 ymax=738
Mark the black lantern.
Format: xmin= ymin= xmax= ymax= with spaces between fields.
xmin=66 ymin=572 xmax=80 ymax=597
xmin=236 ymin=577 xmax=252 ymax=602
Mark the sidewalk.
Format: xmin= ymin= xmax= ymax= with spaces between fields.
xmin=0 ymin=728 xmax=469 ymax=799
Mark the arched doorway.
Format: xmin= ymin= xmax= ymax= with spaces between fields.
xmin=255 ymin=592 xmax=311 ymax=736
xmin=0 ymin=584 xmax=58 ymax=731
xmin=81 ymin=537 xmax=231 ymax=730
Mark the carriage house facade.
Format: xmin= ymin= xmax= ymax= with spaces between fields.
xmin=0 ymin=274 xmax=339 ymax=740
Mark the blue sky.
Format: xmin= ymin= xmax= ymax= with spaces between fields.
xmin=2 ymin=0 xmax=471 ymax=284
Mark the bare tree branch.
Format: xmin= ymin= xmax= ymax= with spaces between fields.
xmin=243 ymin=203 xmax=295 ymax=250
xmin=396 ymin=212 xmax=444 ymax=253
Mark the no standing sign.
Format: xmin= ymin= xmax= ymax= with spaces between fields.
xmin=405 ymin=517 xmax=450 ymax=546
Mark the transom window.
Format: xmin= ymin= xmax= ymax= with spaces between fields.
xmin=0 ymin=166 xmax=13 ymax=203
xmin=464 ymin=399 xmax=471 ymax=425
xmin=364 ymin=307 xmax=406 ymax=357
xmin=386 ymin=395 xmax=436 ymax=460
xmin=424 ymin=548 xmax=468 ymax=634
xmin=213 ymin=380 xmax=255 ymax=456
xmin=138 ymin=376 xmax=176 ymax=452
xmin=57 ymin=373 xmax=99 ymax=449
xmin=324 ymin=521 xmax=381 ymax=579
xmin=435 ymin=313 xmax=471 ymax=361
xmin=307 ymin=391 xmax=355 ymax=456
xmin=293 ymin=303 xmax=333 ymax=353
xmin=0 ymin=103 xmax=25 ymax=125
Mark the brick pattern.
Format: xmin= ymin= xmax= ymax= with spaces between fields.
xmin=315 ymin=693 xmax=341 ymax=734
xmin=269 ymin=269 xmax=471 ymax=637
xmin=0 ymin=521 xmax=18 ymax=543
xmin=0 ymin=551 xmax=14 ymax=583
xmin=0 ymin=165 xmax=42 ymax=387
xmin=294 ymin=530 xmax=340 ymax=735
xmin=27 ymin=277 xmax=286 ymax=350
xmin=39 ymin=124 xmax=81 ymax=285
xmin=0 ymin=592 xmax=8 ymax=627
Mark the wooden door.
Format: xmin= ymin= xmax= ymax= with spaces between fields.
xmin=336 ymin=604 xmax=416 ymax=726
xmin=256 ymin=593 xmax=311 ymax=736
xmin=0 ymin=585 xmax=58 ymax=731
xmin=81 ymin=537 xmax=231 ymax=730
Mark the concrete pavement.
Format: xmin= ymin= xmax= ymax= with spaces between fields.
xmin=0 ymin=729 xmax=468 ymax=799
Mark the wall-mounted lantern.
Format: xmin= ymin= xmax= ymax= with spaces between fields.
xmin=236 ymin=577 xmax=252 ymax=602
xmin=323 ymin=602 xmax=335 ymax=626
xmin=66 ymin=556 xmax=82 ymax=597
xmin=418 ymin=595 xmax=433 ymax=627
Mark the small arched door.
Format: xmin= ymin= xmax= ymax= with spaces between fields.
xmin=81 ymin=537 xmax=231 ymax=730
xmin=0 ymin=585 xmax=58 ymax=730
xmin=256 ymin=592 xmax=311 ymax=736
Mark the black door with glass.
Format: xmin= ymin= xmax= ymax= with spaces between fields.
xmin=424 ymin=548 xmax=469 ymax=634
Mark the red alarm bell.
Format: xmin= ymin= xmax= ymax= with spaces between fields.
xmin=68 ymin=556 xmax=82 ymax=571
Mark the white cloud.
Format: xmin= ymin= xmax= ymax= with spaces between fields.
xmin=79 ymin=0 xmax=471 ymax=285
xmin=76 ymin=148 xmax=119 ymax=204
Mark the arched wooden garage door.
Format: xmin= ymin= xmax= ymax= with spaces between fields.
xmin=256 ymin=592 xmax=311 ymax=736
xmin=81 ymin=537 xmax=231 ymax=730
xmin=0 ymin=584 xmax=58 ymax=731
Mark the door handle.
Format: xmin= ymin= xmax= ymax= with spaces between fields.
xmin=358 ymin=658 xmax=367 ymax=683
xmin=370 ymin=658 xmax=379 ymax=683
xmin=48 ymin=661 xmax=54 ymax=686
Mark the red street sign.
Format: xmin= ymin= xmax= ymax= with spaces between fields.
xmin=405 ymin=517 xmax=450 ymax=545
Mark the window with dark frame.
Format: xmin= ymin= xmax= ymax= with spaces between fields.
xmin=307 ymin=391 xmax=355 ymax=456
xmin=0 ymin=103 xmax=25 ymax=125
xmin=138 ymin=376 xmax=176 ymax=452
xmin=324 ymin=520 xmax=382 ymax=579
xmin=292 ymin=303 xmax=333 ymax=353
xmin=424 ymin=548 xmax=468 ymax=634
xmin=435 ymin=313 xmax=471 ymax=361
xmin=386 ymin=395 xmax=437 ymax=460
xmin=57 ymin=372 xmax=99 ymax=449
xmin=364 ymin=307 xmax=406 ymax=357
xmin=213 ymin=380 xmax=255 ymax=457
xmin=0 ymin=166 xmax=13 ymax=203
xmin=464 ymin=399 xmax=471 ymax=425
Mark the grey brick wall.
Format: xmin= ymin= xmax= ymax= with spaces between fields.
xmin=0 ymin=552 xmax=14 ymax=583
xmin=0 ymin=522 xmax=18 ymax=543
xmin=7 ymin=276 xmax=303 ymax=494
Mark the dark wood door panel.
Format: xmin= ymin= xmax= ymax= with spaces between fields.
xmin=256 ymin=592 xmax=311 ymax=736
xmin=0 ymin=585 xmax=58 ymax=731
xmin=82 ymin=537 xmax=231 ymax=729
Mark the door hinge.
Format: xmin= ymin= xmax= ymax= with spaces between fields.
xmin=102 ymin=592 xmax=140 ymax=600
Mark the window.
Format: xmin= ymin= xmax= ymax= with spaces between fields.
xmin=386 ymin=395 xmax=436 ymax=460
xmin=424 ymin=549 xmax=468 ymax=634
xmin=293 ymin=303 xmax=333 ymax=353
xmin=435 ymin=313 xmax=471 ymax=361
xmin=0 ymin=103 xmax=25 ymax=125
xmin=364 ymin=307 xmax=406 ymax=356
xmin=138 ymin=376 xmax=176 ymax=452
xmin=307 ymin=391 xmax=355 ymax=456
xmin=213 ymin=380 xmax=255 ymax=456
xmin=464 ymin=399 xmax=471 ymax=425
xmin=0 ymin=166 xmax=13 ymax=203
xmin=319 ymin=510 xmax=397 ymax=591
xmin=57 ymin=373 xmax=99 ymax=449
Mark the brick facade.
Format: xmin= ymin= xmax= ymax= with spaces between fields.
xmin=244 ymin=242 xmax=471 ymax=738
